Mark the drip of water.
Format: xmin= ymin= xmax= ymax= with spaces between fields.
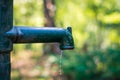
xmin=58 ymin=50 xmax=63 ymax=80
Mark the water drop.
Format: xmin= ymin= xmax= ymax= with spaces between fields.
xmin=58 ymin=50 xmax=63 ymax=80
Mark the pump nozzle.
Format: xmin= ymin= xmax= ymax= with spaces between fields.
xmin=60 ymin=27 xmax=74 ymax=50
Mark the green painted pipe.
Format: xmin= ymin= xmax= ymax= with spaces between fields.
xmin=0 ymin=0 xmax=13 ymax=80
xmin=0 ymin=0 xmax=74 ymax=80
xmin=5 ymin=26 xmax=74 ymax=50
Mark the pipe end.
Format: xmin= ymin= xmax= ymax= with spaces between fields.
xmin=60 ymin=26 xmax=74 ymax=50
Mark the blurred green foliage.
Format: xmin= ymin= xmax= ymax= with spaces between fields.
xmin=13 ymin=0 xmax=120 ymax=80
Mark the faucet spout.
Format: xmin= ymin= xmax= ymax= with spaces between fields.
xmin=60 ymin=27 xmax=74 ymax=50
xmin=5 ymin=26 xmax=74 ymax=50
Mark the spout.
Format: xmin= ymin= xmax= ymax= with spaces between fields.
xmin=60 ymin=27 xmax=74 ymax=50
xmin=5 ymin=26 xmax=74 ymax=50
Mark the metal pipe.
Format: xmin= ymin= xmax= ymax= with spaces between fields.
xmin=0 ymin=0 xmax=74 ymax=80
xmin=0 ymin=0 xmax=13 ymax=80
xmin=5 ymin=26 xmax=74 ymax=50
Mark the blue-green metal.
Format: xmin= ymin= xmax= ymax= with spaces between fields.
xmin=0 ymin=0 xmax=74 ymax=80
xmin=0 ymin=0 xmax=13 ymax=80
xmin=5 ymin=26 xmax=74 ymax=50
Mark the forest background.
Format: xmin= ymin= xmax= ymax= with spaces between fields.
xmin=12 ymin=0 xmax=120 ymax=80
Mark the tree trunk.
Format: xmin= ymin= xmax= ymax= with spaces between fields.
xmin=43 ymin=0 xmax=60 ymax=54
